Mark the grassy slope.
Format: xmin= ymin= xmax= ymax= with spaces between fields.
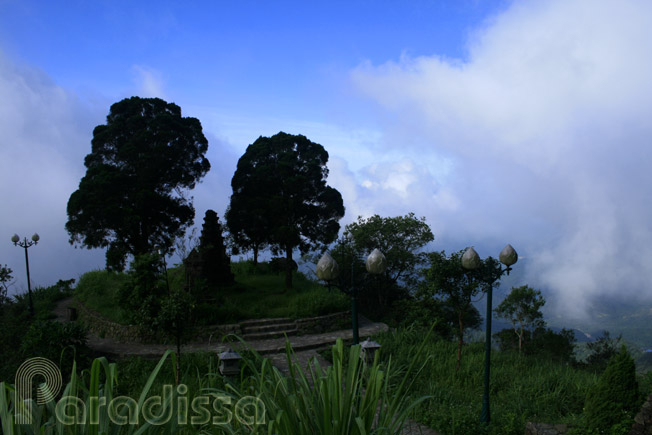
xmin=74 ymin=261 xmax=350 ymax=325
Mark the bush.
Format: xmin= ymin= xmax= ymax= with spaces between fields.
xmin=291 ymin=289 xmax=349 ymax=318
xmin=495 ymin=326 xmax=576 ymax=364
xmin=269 ymin=256 xmax=298 ymax=274
xmin=584 ymin=345 xmax=642 ymax=433
xmin=117 ymin=253 xmax=167 ymax=327
xmin=19 ymin=320 xmax=91 ymax=379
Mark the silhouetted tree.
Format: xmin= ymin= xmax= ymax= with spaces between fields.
xmin=585 ymin=330 xmax=623 ymax=373
xmin=227 ymin=132 xmax=344 ymax=288
xmin=66 ymin=97 xmax=210 ymax=271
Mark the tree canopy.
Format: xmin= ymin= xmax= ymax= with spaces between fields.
xmin=418 ymin=249 xmax=503 ymax=370
xmin=327 ymin=213 xmax=434 ymax=319
xmin=226 ymin=132 xmax=344 ymax=288
xmin=345 ymin=213 xmax=434 ymax=285
xmin=494 ymin=285 xmax=546 ymax=354
xmin=65 ymin=97 xmax=210 ymax=270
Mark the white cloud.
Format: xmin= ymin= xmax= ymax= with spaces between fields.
xmin=0 ymin=51 xmax=108 ymax=293
xmin=132 ymin=65 xmax=167 ymax=99
xmin=351 ymin=0 xmax=652 ymax=320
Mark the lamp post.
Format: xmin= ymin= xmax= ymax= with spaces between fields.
xmin=462 ymin=244 xmax=517 ymax=424
xmin=316 ymin=246 xmax=386 ymax=345
xmin=11 ymin=233 xmax=40 ymax=316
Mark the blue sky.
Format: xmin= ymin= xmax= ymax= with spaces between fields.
xmin=2 ymin=0 xmax=652 ymax=321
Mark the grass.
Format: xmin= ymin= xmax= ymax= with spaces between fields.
xmin=74 ymin=260 xmax=350 ymax=325
xmin=372 ymin=325 xmax=652 ymax=435
xmin=0 ymin=336 xmax=433 ymax=434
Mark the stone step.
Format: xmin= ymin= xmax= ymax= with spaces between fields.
xmin=240 ymin=317 xmax=293 ymax=328
xmin=242 ymin=322 xmax=297 ymax=334
xmin=242 ymin=328 xmax=299 ymax=341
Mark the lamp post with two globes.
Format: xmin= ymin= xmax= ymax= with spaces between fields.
xmin=11 ymin=233 xmax=40 ymax=316
xmin=316 ymin=247 xmax=387 ymax=345
xmin=461 ymin=244 xmax=518 ymax=424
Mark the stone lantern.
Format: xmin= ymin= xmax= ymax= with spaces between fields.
xmin=360 ymin=337 xmax=382 ymax=363
xmin=218 ymin=348 xmax=242 ymax=376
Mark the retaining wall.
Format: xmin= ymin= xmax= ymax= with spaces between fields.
xmin=75 ymin=299 xmax=352 ymax=344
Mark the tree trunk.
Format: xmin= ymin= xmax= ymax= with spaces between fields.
xmin=285 ymin=244 xmax=293 ymax=290
xmin=253 ymin=245 xmax=259 ymax=266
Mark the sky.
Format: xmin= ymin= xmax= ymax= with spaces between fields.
xmin=2 ymin=0 xmax=652 ymax=323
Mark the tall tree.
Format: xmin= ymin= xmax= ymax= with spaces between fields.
xmin=494 ymin=285 xmax=546 ymax=354
xmin=329 ymin=213 xmax=434 ymax=318
xmin=345 ymin=213 xmax=434 ymax=284
xmin=418 ymin=249 xmax=503 ymax=370
xmin=65 ymin=97 xmax=210 ymax=270
xmin=227 ymin=132 xmax=344 ymax=288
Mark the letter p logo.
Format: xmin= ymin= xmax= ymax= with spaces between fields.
xmin=14 ymin=357 xmax=62 ymax=424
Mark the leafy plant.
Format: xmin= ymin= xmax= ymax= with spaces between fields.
xmin=584 ymin=345 xmax=642 ymax=433
xmin=0 ymin=264 xmax=13 ymax=305
xmin=494 ymin=285 xmax=546 ymax=354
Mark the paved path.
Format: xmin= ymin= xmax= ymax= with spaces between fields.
xmin=53 ymin=297 xmax=438 ymax=434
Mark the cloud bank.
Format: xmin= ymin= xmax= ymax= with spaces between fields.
xmin=351 ymin=0 xmax=652 ymax=320
xmin=0 ymin=51 xmax=108 ymax=292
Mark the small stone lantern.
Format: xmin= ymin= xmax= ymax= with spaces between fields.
xmin=360 ymin=337 xmax=381 ymax=363
xmin=218 ymin=348 xmax=242 ymax=376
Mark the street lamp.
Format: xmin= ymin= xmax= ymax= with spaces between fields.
xmin=462 ymin=244 xmax=517 ymax=424
xmin=316 ymin=246 xmax=387 ymax=345
xmin=11 ymin=233 xmax=40 ymax=315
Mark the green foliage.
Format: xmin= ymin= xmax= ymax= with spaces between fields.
xmin=494 ymin=285 xmax=546 ymax=353
xmin=326 ymin=213 xmax=433 ymax=319
xmin=65 ymin=96 xmax=210 ymax=270
xmin=376 ymin=325 xmax=600 ymax=434
xmin=212 ymin=334 xmax=434 ymax=434
xmin=494 ymin=326 xmax=577 ymax=364
xmin=117 ymin=253 xmax=167 ymax=330
xmin=584 ymin=345 xmax=642 ymax=433
xmin=158 ymin=288 xmax=196 ymax=382
xmin=386 ymin=298 xmax=456 ymax=340
xmin=19 ymin=320 xmax=91 ymax=380
xmin=0 ymin=336 xmax=432 ymax=434
xmin=0 ymin=264 xmax=13 ymax=304
xmin=227 ymin=132 xmax=344 ymax=288
xmin=74 ymin=269 xmax=130 ymax=322
xmin=417 ymin=249 xmax=503 ymax=369
xmin=345 ymin=213 xmax=434 ymax=285
xmin=582 ymin=330 xmax=623 ymax=374
xmin=76 ymin=262 xmax=349 ymax=326
xmin=0 ymin=280 xmax=79 ymax=382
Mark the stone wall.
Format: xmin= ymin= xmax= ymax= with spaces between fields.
xmin=295 ymin=311 xmax=351 ymax=335
xmin=629 ymin=393 xmax=652 ymax=434
xmin=75 ymin=299 xmax=352 ymax=343
xmin=74 ymin=300 xmax=145 ymax=343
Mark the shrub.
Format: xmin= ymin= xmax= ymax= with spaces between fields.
xmin=117 ymin=253 xmax=167 ymax=327
xmin=584 ymin=345 xmax=642 ymax=433
xmin=19 ymin=320 xmax=91 ymax=379
xmin=495 ymin=326 xmax=576 ymax=364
